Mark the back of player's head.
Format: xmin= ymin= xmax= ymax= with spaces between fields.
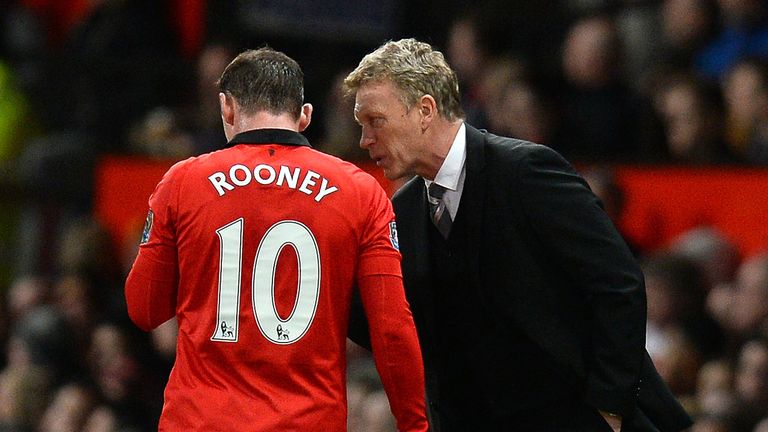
xmin=217 ymin=47 xmax=304 ymax=120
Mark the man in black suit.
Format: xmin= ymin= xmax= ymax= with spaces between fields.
xmin=344 ymin=38 xmax=692 ymax=431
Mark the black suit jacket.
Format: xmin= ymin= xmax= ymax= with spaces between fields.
xmin=352 ymin=125 xmax=692 ymax=431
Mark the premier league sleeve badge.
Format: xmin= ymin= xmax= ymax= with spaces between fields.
xmin=389 ymin=220 xmax=399 ymax=251
xmin=140 ymin=209 xmax=154 ymax=244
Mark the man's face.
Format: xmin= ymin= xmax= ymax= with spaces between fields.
xmin=354 ymin=81 xmax=423 ymax=180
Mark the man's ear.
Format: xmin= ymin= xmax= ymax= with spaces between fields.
xmin=418 ymin=95 xmax=438 ymax=130
xmin=219 ymin=92 xmax=235 ymax=126
xmin=298 ymin=103 xmax=313 ymax=132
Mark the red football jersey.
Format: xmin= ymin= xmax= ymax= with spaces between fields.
xmin=125 ymin=129 xmax=427 ymax=431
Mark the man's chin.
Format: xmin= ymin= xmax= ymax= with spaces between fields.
xmin=382 ymin=168 xmax=400 ymax=181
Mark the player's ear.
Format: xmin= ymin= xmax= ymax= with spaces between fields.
xmin=298 ymin=103 xmax=313 ymax=132
xmin=219 ymin=92 xmax=235 ymax=126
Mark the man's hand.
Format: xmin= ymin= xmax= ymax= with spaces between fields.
xmin=598 ymin=410 xmax=622 ymax=432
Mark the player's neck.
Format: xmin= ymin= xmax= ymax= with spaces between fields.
xmin=235 ymin=111 xmax=301 ymax=133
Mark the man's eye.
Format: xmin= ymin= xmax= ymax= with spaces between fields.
xmin=372 ymin=118 xmax=385 ymax=128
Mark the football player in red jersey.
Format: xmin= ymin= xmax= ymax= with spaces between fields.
xmin=125 ymin=47 xmax=428 ymax=432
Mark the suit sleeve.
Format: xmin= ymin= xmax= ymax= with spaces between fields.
xmin=515 ymin=145 xmax=646 ymax=416
xmin=356 ymin=181 xmax=428 ymax=432
xmin=125 ymin=163 xmax=184 ymax=331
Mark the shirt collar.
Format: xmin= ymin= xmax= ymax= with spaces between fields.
xmin=424 ymin=123 xmax=466 ymax=191
xmin=224 ymin=128 xmax=311 ymax=149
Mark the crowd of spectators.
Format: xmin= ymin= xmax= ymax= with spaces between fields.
xmin=1 ymin=0 xmax=768 ymax=431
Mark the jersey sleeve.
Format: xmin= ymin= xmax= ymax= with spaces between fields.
xmin=356 ymin=176 xmax=402 ymax=279
xmin=359 ymin=273 xmax=428 ymax=432
xmin=125 ymin=161 xmax=186 ymax=331
xmin=354 ymin=176 xmax=428 ymax=431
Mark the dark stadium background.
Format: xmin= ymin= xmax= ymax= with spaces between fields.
xmin=1 ymin=0 xmax=768 ymax=431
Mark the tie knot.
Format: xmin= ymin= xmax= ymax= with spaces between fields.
xmin=428 ymin=183 xmax=447 ymax=200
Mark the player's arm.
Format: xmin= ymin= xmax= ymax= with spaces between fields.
xmin=125 ymin=244 xmax=178 ymax=331
xmin=354 ymin=172 xmax=428 ymax=432
xmin=358 ymin=272 xmax=428 ymax=432
xmin=125 ymin=163 xmax=184 ymax=331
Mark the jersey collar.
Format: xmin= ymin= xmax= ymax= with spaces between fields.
xmin=224 ymin=128 xmax=312 ymax=149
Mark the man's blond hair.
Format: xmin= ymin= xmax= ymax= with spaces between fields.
xmin=344 ymin=39 xmax=464 ymax=121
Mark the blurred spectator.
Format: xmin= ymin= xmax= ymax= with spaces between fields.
xmin=319 ymin=70 xmax=368 ymax=161
xmin=0 ymin=364 xmax=51 ymax=431
xmin=722 ymin=57 xmax=768 ymax=163
xmin=13 ymin=132 xmax=97 ymax=276
xmin=692 ymin=414 xmax=735 ymax=432
xmin=652 ymin=72 xmax=737 ymax=164
xmin=82 ymin=405 xmax=124 ymax=432
xmin=734 ymin=338 xmax=768 ymax=406
xmin=731 ymin=338 xmax=768 ymax=429
xmin=52 ymin=272 xmax=98 ymax=337
xmin=657 ymin=0 xmax=721 ymax=71
xmin=670 ymin=227 xmax=741 ymax=290
xmin=87 ymin=323 xmax=135 ymax=403
xmin=696 ymin=359 xmax=736 ymax=416
xmin=5 ymin=275 xmax=48 ymax=321
xmin=695 ymin=0 xmax=768 ymax=81
xmin=558 ymin=12 xmax=649 ymax=161
xmin=86 ymin=323 xmax=162 ymax=430
xmin=487 ymin=74 xmax=558 ymax=146
xmin=39 ymin=382 xmax=95 ymax=432
xmin=359 ymin=390 xmax=397 ymax=432
xmin=127 ymin=107 xmax=194 ymax=160
xmin=346 ymin=354 xmax=395 ymax=432
xmin=446 ymin=13 xmax=491 ymax=128
xmin=475 ymin=55 xmax=527 ymax=136
xmin=187 ymin=41 xmax=234 ymax=155
xmin=60 ymin=0 xmax=186 ymax=148
xmin=643 ymin=252 xmax=712 ymax=394
xmin=6 ymin=306 xmax=77 ymax=383
xmin=707 ymin=254 xmax=768 ymax=343
xmin=347 ymin=379 xmax=369 ymax=432
xmin=56 ymin=216 xmax=121 ymax=310
xmin=615 ymin=0 xmax=664 ymax=91
xmin=756 ymin=417 xmax=768 ymax=432
xmin=13 ymin=0 xmax=93 ymax=49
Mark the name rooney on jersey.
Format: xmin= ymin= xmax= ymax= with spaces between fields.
xmin=208 ymin=163 xmax=339 ymax=202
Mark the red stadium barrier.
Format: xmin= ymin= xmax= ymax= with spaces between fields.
xmin=94 ymin=156 xmax=768 ymax=260
xmin=615 ymin=166 xmax=768 ymax=258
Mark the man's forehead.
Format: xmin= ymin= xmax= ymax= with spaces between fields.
xmin=354 ymin=82 xmax=401 ymax=112
xmin=354 ymin=92 xmax=382 ymax=114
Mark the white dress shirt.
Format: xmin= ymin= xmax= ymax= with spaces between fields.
xmin=424 ymin=123 xmax=467 ymax=220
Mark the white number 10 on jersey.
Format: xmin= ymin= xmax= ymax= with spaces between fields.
xmin=211 ymin=218 xmax=321 ymax=345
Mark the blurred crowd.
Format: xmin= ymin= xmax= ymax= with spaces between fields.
xmin=1 ymin=0 xmax=768 ymax=431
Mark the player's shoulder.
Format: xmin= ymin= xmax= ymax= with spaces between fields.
xmin=156 ymin=154 xmax=201 ymax=183
xmin=164 ymin=148 xmax=236 ymax=177
xmin=306 ymin=148 xmax=381 ymax=189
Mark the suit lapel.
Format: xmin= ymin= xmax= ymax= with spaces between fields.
xmin=460 ymin=125 xmax=487 ymax=290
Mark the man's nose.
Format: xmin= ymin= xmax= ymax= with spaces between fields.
xmin=359 ymin=132 xmax=374 ymax=149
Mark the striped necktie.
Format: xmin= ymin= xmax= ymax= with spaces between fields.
xmin=427 ymin=183 xmax=452 ymax=238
